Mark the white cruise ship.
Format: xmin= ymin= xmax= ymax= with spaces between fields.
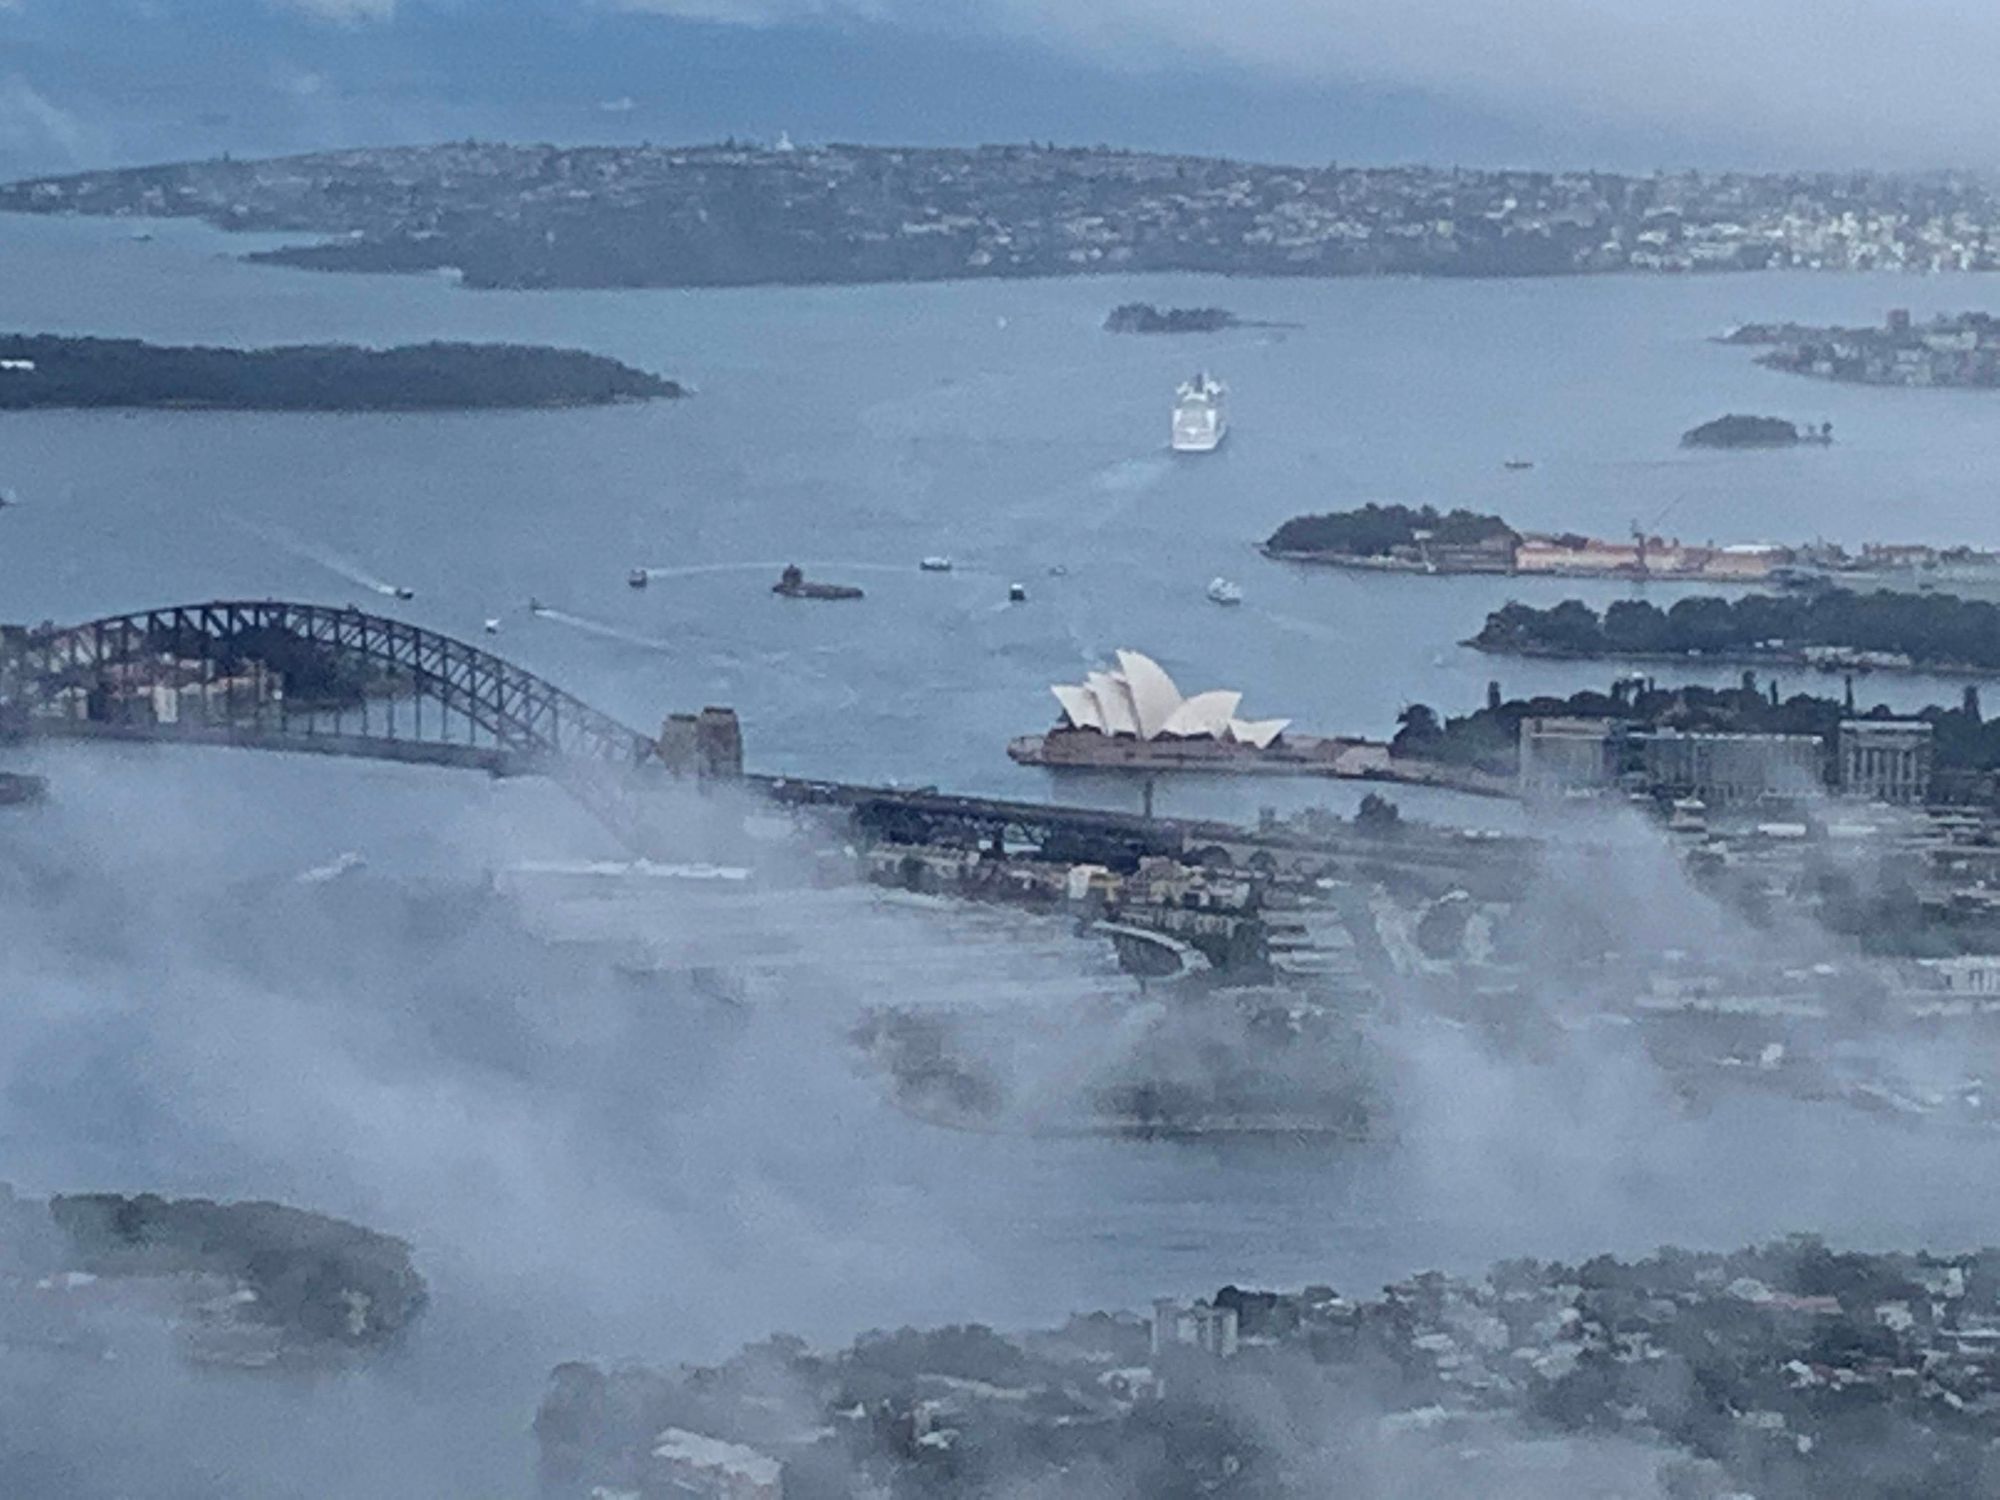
xmin=1171 ymin=372 xmax=1228 ymax=453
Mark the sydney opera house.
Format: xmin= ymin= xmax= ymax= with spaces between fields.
xmin=1046 ymin=650 xmax=1292 ymax=748
xmin=1010 ymin=650 xmax=1406 ymax=780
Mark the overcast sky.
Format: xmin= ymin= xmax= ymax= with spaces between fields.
xmin=1 ymin=0 xmax=1995 ymax=180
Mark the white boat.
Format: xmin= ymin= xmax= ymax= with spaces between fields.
xmin=1171 ymin=372 xmax=1228 ymax=453
xmin=1206 ymin=577 xmax=1243 ymax=606
xmin=920 ymin=556 xmax=953 ymax=572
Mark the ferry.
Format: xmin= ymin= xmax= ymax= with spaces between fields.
xmin=1171 ymin=372 xmax=1228 ymax=453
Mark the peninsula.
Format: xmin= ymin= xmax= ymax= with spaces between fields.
xmin=1009 ymin=647 xmax=1513 ymax=796
xmin=1468 ymin=588 xmax=2000 ymax=676
xmin=14 ymin=143 xmax=2000 ymax=290
xmin=1264 ymin=504 xmax=2000 ymax=589
xmin=0 ymin=333 xmax=681 ymax=411
xmin=1726 ymin=309 xmax=2000 ymax=388
xmin=1264 ymin=503 xmax=1785 ymax=582
xmin=538 ymin=1239 xmax=2000 ymax=1500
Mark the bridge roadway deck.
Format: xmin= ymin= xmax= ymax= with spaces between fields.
xmin=15 ymin=724 xmax=1520 ymax=876
xmin=25 ymin=718 xmax=533 ymax=775
xmin=750 ymin=773 xmax=1530 ymax=883
xmin=11 ymin=723 xmax=1528 ymax=886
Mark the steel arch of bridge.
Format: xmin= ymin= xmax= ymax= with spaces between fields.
xmin=0 ymin=600 xmax=659 ymax=769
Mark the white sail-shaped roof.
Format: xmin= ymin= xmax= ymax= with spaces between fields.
xmin=1051 ymin=683 xmax=1103 ymax=732
xmin=1228 ymin=717 xmax=1291 ymax=749
xmin=1086 ymin=671 xmax=1140 ymax=737
xmin=1161 ymin=690 xmax=1242 ymax=739
xmin=1048 ymin=651 xmax=1290 ymax=746
xmin=1115 ymin=650 xmax=1184 ymax=741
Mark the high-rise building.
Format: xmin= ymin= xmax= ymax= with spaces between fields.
xmin=1518 ymin=717 xmax=1621 ymax=796
xmin=1631 ymin=730 xmax=1825 ymax=806
xmin=1839 ymin=720 xmax=1933 ymax=805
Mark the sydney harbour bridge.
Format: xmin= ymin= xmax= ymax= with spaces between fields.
xmin=0 ymin=599 xmax=1521 ymax=902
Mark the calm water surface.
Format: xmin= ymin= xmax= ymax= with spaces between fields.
xmin=6 ymin=213 xmax=2000 ymax=817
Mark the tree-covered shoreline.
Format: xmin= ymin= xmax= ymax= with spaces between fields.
xmin=1103 ymin=302 xmax=1238 ymax=333
xmin=0 ymin=333 xmax=682 ymax=411
xmin=1681 ymin=413 xmax=1830 ymax=448
xmin=1265 ymin=502 xmax=1517 ymax=559
xmin=1470 ymin=588 xmax=2000 ymax=675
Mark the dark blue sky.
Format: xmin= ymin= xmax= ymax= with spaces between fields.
xmin=0 ymin=0 xmax=1981 ymax=181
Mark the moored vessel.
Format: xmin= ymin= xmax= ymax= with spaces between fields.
xmin=773 ymin=563 xmax=864 ymax=600
xmin=1171 ymin=372 xmax=1227 ymax=453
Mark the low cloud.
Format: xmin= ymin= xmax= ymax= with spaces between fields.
xmin=612 ymin=0 xmax=887 ymax=23
xmin=267 ymin=0 xmax=396 ymax=22
xmin=609 ymin=0 xmax=2000 ymax=163
xmin=0 ymin=76 xmax=94 ymax=166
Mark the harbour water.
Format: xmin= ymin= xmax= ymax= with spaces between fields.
xmin=12 ymin=212 xmax=2000 ymax=1494
xmin=7 ymin=213 xmax=2000 ymax=818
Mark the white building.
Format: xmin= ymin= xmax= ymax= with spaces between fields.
xmin=1151 ymin=1296 xmax=1240 ymax=1358
xmin=1051 ymin=650 xmax=1290 ymax=749
xmin=650 ymin=1428 xmax=783 ymax=1499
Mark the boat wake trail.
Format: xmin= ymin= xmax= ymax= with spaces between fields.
xmin=533 ymin=608 xmax=678 ymax=653
xmin=1077 ymin=456 xmax=1173 ymax=535
xmin=227 ymin=515 xmax=401 ymax=597
xmin=1252 ymin=608 xmax=1348 ymax=645
xmin=1092 ymin=457 xmax=1170 ymax=495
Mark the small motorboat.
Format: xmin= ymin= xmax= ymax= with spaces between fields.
xmin=527 ymin=597 xmax=547 ymax=615
xmin=1206 ymin=577 xmax=1244 ymax=606
xmin=391 ymin=585 xmax=416 ymax=601
xmin=628 ymin=568 xmax=650 ymax=588
xmin=1503 ymin=458 xmax=1535 ymax=471
xmin=1047 ymin=563 xmax=1069 ymax=578
xmin=483 ymin=618 xmax=501 ymax=635
xmin=1008 ymin=582 xmax=1027 ymax=603
xmin=920 ymin=556 xmax=954 ymax=573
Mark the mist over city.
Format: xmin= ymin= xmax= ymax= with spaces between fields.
xmin=16 ymin=1 xmax=2000 ymax=1497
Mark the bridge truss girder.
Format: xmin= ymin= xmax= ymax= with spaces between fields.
xmin=0 ymin=600 xmax=659 ymax=770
